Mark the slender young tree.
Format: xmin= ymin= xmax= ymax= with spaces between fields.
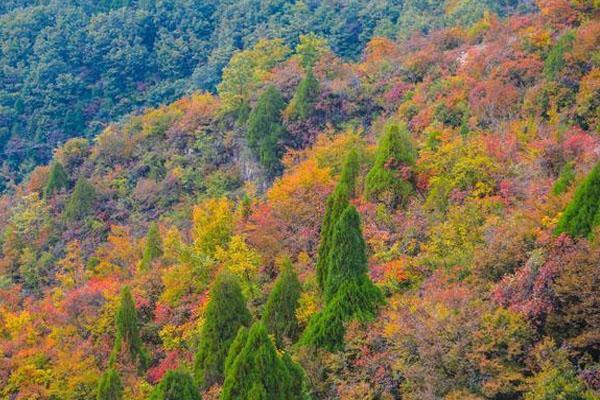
xmin=262 ymin=258 xmax=302 ymax=345
xmin=221 ymin=322 xmax=307 ymax=400
xmin=302 ymin=206 xmax=383 ymax=351
xmin=287 ymin=67 xmax=319 ymax=120
xmin=140 ymin=222 xmax=163 ymax=271
xmin=64 ymin=176 xmax=96 ymax=221
xmin=43 ymin=161 xmax=69 ymax=198
xmin=194 ymin=272 xmax=251 ymax=388
xmin=555 ymin=161 xmax=600 ymax=238
xmin=111 ymin=286 xmax=148 ymax=369
xmin=339 ymin=149 xmax=360 ymax=198
xmin=96 ymin=368 xmax=123 ymax=400
xmin=247 ymin=85 xmax=286 ymax=177
xmin=364 ymin=122 xmax=416 ymax=208
xmin=149 ymin=369 xmax=200 ymax=400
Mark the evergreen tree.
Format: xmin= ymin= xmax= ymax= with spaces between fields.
xmin=556 ymin=161 xmax=600 ymax=238
xmin=364 ymin=122 xmax=416 ymax=208
xmin=194 ymin=272 xmax=251 ymax=388
xmin=149 ymin=369 xmax=200 ymax=400
xmin=221 ymin=322 xmax=307 ymax=400
xmin=43 ymin=161 xmax=69 ymax=198
xmin=339 ymin=149 xmax=360 ymax=198
xmin=301 ymin=206 xmax=383 ymax=351
xmin=262 ymin=258 xmax=302 ymax=345
xmin=140 ymin=222 xmax=163 ymax=271
xmin=64 ymin=176 xmax=96 ymax=221
xmin=315 ymin=182 xmax=350 ymax=292
xmin=287 ymin=67 xmax=319 ymax=120
xmin=111 ymin=286 xmax=148 ymax=369
xmin=247 ymin=85 xmax=286 ymax=177
xmin=96 ymin=368 xmax=123 ymax=400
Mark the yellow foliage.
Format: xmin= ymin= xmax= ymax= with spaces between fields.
xmin=215 ymin=234 xmax=261 ymax=298
xmin=192 ymin=197 xmax=235 ymax=256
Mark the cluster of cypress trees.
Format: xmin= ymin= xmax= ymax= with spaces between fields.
xmin=302 ymin=150 xmax=383 ymax=351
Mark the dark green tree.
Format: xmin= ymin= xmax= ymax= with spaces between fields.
xmin=301 ymin=206 xmax=383 ymax=351
xmin=247 ymin=85 xmax=286 ymax=177
xmin=111 ymin=286 xmax=148 ymax=369
xmin=64 ymin=176 xmax=96 ymax=221
xmin=315 ymin=182 xmax=350 ymax=292
xmin=556 ymin=162 xmax=600 ymax=238
xmin=364 ymin=122 xmax=416 ymax=208
xmin=194 ymin=272 xmax=251 ymax=388
xmin=140 ymin=222 xmax=163 ymax=271
xmin=262 ymin=258 xmax=302 ymax=345
xmin=43 ymin=161 xmax=69 ymax=198
xmin=221 ymin=322 xmax=307 ymax=400
xmin=287 ymin=67 xmax=319 ymax=120
xmin=96 ymin=368 xmax=123 ymax=400
xmin=149 ymin=369 xmax=200 ymax=400
xmin=339 ymin=149 xmax=360 ymax=198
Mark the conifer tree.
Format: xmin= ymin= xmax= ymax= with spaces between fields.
xmin=339 ymin=149 xmax=360 ymax=198
xmin=315 ymin=149 xmax=359 ymax=291
xmin=221 ymin=322 xmax=307 ymax=400
xmin=96 ymin=368 xmax=123 ymax=400
xmin=149 ymin=369 xmax=200 ymax=400
xmin=194 ymin=272 xmax=251 ymax=388
xmin=262 ymin=258 xmax=302 ymax=345
xmin=140 ymin=222 xmax=163 ymax=271
xmin=301 ymin=206 xmax=383 ymax=351
xmin=287 ymin=67 xmax=319 ymax=120
xmin=555 ymin=161 xmax=600 ymax=238
xmin=64 ymin=176 xmax=96 ymax=221
xmin=364 ymin=122 xmax=416 ymax=208
xmin=43 ymin=161 xmax=69 ymax=198
xmin=247 ymin=85 xmax=286 ymax=177
xmin=111 ymin=286 xmax=148 ymax=369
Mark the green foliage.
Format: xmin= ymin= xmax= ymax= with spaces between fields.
xmin=149 ymin=369 xmax=200 ymax=400
xmin=43 ymin=161 xmax=69 ymax=198
xmin=221 ymin=322 xmax=307 ymax=400
xmin=287 ymin=68 xmax=319 ymax=120
xmin=96 ymin=368 xmax=123 ymax=400
xmin=262 ymin=258 xmax=302 ymax=345
xmin=544 ymin=31 xmax=575 ymax=81
xmin=364 ymin=122 xmax=416 ymax=208
xmin=295 ymin=33 xmax=329 ymax=70
xmin=315 ymin=183 xmax=350 ymax=292
xmin=338 ymin=149 xmax=360 ymax=201
xmin=194 ymin=272 xmax=251 ymax=388
xmin=552 ymin=162 xmax=576 ymax=195
xmin=302 ymin=206 xmax=383 ymax=351
xmin=556 ymin=162 xmax=600 ymax=238
xmin=111 ymin=286 xmax=148 ymax=370
xmin=140 ymin=222 xmax=163 ymax=271
xmin=64 ymin=177 xmax=96 ymax=222
xmin=246 ymin=85 xmax=287 ymax=177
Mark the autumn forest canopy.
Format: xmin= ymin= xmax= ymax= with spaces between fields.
xmin=0 ymin=0 xmax=599 ymax=399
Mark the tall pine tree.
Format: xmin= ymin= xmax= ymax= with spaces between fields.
xmin=247 ymin=85 xmax=286 ymax=177
xmin=287 ymin=67 xmax=319 ymax=120
xmin=64 ymin=176 xmax=96 ymax=221
xmin=301 ymin=206 xmax=383 ymax=351
xmin=194 ymin=272 xmax=251 ymax=388
xmin=111 ymin=286 xmax=148 ymax=369
xmin=364 ymin=122 xmax=416 ymax=208
xmin=149 ymin=369 xmax=200 ymax=400
xmin=262 ymin=258 xmax=302 ymax=345
xmin=555 ymin=161 xmax=600 ymax=238
xmin=43 ymin=161 xmax=69 ymax=198
xmin=221 ymin=322 xmax=307 ymax=400
xmin=140 ymin=222 xmax=163 ymax=271
xmin=96 ymin=368 xmax=123 ymax=400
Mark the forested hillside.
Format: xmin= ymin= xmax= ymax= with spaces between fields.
xmin=0 ymin=0 xmax=599 ymax=399
xmin=0 ymin=0 xmax=537 ymax=191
